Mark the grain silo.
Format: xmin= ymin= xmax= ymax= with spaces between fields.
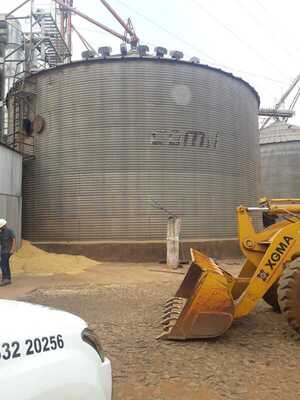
xmin=260 ymin=121 xmax=300 ymax=198
xmin=8 ymin=56 xmax=260 ymax=260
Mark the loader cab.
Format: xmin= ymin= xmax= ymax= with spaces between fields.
xmin=262 ymin=212 xmax=278 ymax=228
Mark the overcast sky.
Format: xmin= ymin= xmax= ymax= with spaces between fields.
xmin=3 ymin=0 xmax=300 ymax=124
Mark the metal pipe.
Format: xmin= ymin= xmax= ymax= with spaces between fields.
xmin=28 ymin=0 xmax=33 ymax=74
xmin=53 ymin=0 xmax=128 ymax=42
xmin=4 ymin=45 xmax=24 ymax=61
xmin=60 ymin=1 xmax=65 ymax=41
xmin=2 ymin=61 xmax=25 ymax=64
xmin=288 ymin=87 xmax=300 ymax=112
xmin=66 ymin=0 xmax=72 ymax=57
xmin=246 ymin=207 xmax=269 ymax=212
xmin=258 ymin=108 xmax=295 ymax=118
xmin=6 ymin=16 xmax=30 ymax=20
xmin=5 ymin=20 xmax=25 ymax=37
xmin=6 ymin=0 xmax=31 ymax=18
xmin=261 ymin=73 xmax=300 ymax=128
xmin=72 ymin=24 xmax=96 ymax=54
xmin=99 ymin=0 xmax=133 ymax=34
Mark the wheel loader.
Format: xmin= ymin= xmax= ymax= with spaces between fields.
xmin=159 ymin=198 xmax=300 ymax=340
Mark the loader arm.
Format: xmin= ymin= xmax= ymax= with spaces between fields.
xmin=159 ymin=198 xmax=300 ymax=340
xmin=231 ymin=207 xmax=291 ymax=300
xmin=234 ymin=220 xmax=300 ymax=318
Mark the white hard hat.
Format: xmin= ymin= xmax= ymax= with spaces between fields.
xmin=0 ymin=219 xmax=7 ymax=229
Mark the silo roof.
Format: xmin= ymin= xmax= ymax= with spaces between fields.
xmin=260 ymin=121 xmax=300 ymax=144
xmin=25 ymin=56 xmax=260 ymax=106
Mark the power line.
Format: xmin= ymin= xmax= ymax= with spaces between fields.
xmin=78 ymin=27 xmax=106 ymax=36
xmin=254 ymin=0 xmax=300 ymax=52
xmin=113 ymin=0 xmax=290 ymax=86
xmin=191 ymin=0 xmax=291 ymax=80
xmin=235 ymin=0 xmax=295 ymax=62
xmin=114 ymin=0 xmax=219 ymax=64
xmin=254 ymin=0 xmax=268 ymax=12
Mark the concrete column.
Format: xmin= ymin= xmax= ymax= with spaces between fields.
xmin=167 ymin=216 xmax=181 ymax=269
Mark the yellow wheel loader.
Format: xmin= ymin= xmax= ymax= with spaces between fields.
xmin=159 ymin=199 xmax=300 ymax=340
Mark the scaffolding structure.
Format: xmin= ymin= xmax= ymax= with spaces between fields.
xmin=0 ymin=0 xmax=139 ymax=155
xmin=0 ymin=0 xmax=73 ymax=148
xmin=260 ymin=73 xmax=300 ymax=129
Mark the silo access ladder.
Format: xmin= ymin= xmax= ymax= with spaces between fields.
xmin=7 ymin=81 xmax=36 ymax=161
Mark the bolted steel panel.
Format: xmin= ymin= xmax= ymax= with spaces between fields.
xmin=17 ymin=58 xmax=260 ymax=241
xmin=260 ymin=121 xmax=300 ymax=198
xmin=0 ymin=144 xmax=22 ymax=246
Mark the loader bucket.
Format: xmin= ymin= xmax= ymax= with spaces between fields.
xmin=158 ymin=249 xmax=234 ymax=340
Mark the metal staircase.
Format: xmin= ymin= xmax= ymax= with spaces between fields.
xmin=34 ymin=11 xmax=71 ymax=67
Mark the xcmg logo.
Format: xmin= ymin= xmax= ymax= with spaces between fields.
xmin=150 ymin=129 xmax=219 ymax=149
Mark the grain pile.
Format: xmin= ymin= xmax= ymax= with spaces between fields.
xmin=11 ymin=241 xmax=99 ymax=276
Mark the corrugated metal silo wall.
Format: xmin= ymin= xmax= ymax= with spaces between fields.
xmin=0 ymin=144 xmax=22 ymax=247
xmin=260 ymin=141 xmax=300 ymax=197
xmin=21 ymin=58 xmax=260 ymax=241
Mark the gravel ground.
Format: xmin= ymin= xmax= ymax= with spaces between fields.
xmin=17 ymin=261 xmax=300 ymax=400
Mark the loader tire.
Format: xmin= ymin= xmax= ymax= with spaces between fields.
xmin=263 ymin=281 xmax=281 ymax=312
xmin=278 ymin=258 xmax=300 ymax=334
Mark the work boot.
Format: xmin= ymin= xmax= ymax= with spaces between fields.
xmin=0 ymin=279 xmax=11 ymax=286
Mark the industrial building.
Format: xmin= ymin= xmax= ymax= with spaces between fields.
xmin=0 ymin=143 xmax=22 ymax=247
xmin=260 ymin=121 xmax=300 ymax=198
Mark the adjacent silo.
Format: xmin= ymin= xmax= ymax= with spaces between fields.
xmin=9 ymin=57 xmax=260 ymax=245
xmin=260 ymin=121 xmax=300 ymax=198
xmin=0 ymin=143 xmax=22 ymax=247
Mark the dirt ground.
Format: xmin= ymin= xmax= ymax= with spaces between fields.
xmin=2 ymin=258 xmax=300 ymax=400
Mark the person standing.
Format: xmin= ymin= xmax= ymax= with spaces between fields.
xmin=0 ymin=219 xmax=16 ymax=286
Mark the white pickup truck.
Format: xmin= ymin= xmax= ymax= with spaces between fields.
xmin=0 ymin=300 xmax=112 ymax=400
